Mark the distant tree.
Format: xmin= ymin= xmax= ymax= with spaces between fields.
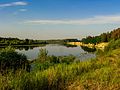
xmin=94 ymin=36 xmax=101 ymax=44
xmin=100 ymin=33 xmax=108 ymax=42
xmin=111 ymin=28 xmax=120 ymax=40
xmin=25 ymin=39 xmax=29 ymax=44
xmin=106 ymin=32 xmax=111 ymax=41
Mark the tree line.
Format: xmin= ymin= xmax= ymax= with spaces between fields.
xmin=81 ymin=28 xmax=120 ymax=44
xmin=0 ymin=37 xmax=73 ymax=46
xmin=0 ymin=37 xmax=48 ymax=45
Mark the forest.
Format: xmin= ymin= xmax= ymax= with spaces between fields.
xmin=0 ymin=28 xmax=120 ymax=90
xmin=81 ymin=28 xmax=120 ymax=44
xmin=0 ymin=37 xmax=71 ymax=46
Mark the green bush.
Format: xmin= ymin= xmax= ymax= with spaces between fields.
xmin=0 ymin=46 xmax=30 ymax=73
xmin=1 ymin=46 xmax=120 ymax=90
xmin=37 ymin=49 xmax=76 ymax=64
xmin=37 ymin=48 xmax=48 ymax=63
xmin=105 ymin=39 xmax=120 ymax=52
xmin=59 ymin=55 xmax=75 ymax=64
xmin=33 ymin=49 xmax=76 ymax=72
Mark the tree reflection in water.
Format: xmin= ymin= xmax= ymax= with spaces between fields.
xmin=81 ymin=46 xmax=96 ymax=52
xmin=0 ymin=45 xmax=46 ymax=51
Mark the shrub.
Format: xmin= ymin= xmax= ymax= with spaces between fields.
xmin=37 ymin=48 xmax=48 ymax=63
xmin=59 ymin=55 xmax=76 ymax=64
xmin=104 ymin=39 xmax=120 ymax=52
xmin=0 ymin=46 xmax=30 ymax=73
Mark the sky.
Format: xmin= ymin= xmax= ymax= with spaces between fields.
xmin=0 ymin=0 xmax=120 ymax=40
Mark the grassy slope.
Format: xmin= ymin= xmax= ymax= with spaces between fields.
xmin=68 ymin=48 xmax=120 ymax=90
xmin=0 ymin=48 xmax=120 ymax=90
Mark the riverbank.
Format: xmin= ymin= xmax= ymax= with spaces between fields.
xmin=0 ymin=45 xmax=120 ymax=90
xmin=67 ymin=42 xmax=108 ymax=50
xmin=1 ymin=39 xmax=120 ymax=90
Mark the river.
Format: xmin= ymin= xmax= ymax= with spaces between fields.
xmin=15 ymin=44 xmax=96 ymax=61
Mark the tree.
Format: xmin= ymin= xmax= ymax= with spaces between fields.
xmin=100 ymin=33 xmax=107 ymax=42
xmin=0 ymin=46 xmax=30 ymax=73
xmin=37 ymin=48 xmax=48 ymax=63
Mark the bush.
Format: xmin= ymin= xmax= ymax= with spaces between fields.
xmin=104 ymin=39 xmax=120 ymax=52
xmin=36 ymin=49 xmax=76 ymax=64
xmin=0 ymin=46 xmax=30 ymax=73
xmin=59 ymin=55 xmax=76 ymax=64
xmin=37 ymin=48 xmax=48 ymax=63
xmin=32 ymin=49 xmax=76 ymax=72
xmin=0 ymin=47 xmax=120 ymax=89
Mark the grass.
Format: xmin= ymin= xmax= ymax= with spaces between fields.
xmin=0 ymin=39 xmax=120 ymax=90
xmin=1 ymin=49 xmax=120 ymax=90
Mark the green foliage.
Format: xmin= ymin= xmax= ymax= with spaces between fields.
xmin=58 ymin=55 xmax=75 ymax=64
xmin=82 ymin=36 xmax=101 ymax=44
xmin=0 ymin=37 xmax=49 ymax=45
xmin=81 ymin=28 xmax=120 ymax=44
xmin=1 ymin=48 xmax=120 ymax=90
xmin=36 ymin=49 xmax=76 ymax=64
xmin=33 ymin=49 xmax=76 ymax=71
xmin=1 ymin=41 xmax=120 ymax=89
xmin=100 ymin=33 xmax=108 ymax=42
xmin=0 ymin=37 xmax=69 ymax=46
xmin=104 ymin=39 xmax=120 ymax=52
xmin=0 ymin=46 xmax=30 ymax=73
xmin=37 ymin=48 xmax=48 ymax=63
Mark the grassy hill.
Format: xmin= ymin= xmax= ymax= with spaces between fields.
xmin=0 ymin=39 xmax=120 ymax=90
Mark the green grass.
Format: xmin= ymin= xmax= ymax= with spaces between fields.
xmin=1 ymin=49 xmax=120 ymax=90
xmin=0 ymin=41 xmax=120 ymax=90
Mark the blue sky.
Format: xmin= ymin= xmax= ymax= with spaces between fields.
xmin=0 ymin=0 xmax=120 ymax=39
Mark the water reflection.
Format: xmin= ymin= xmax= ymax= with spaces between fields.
xmin=81 ymin=46 xmax=96 ymax=52
xmin=0 ymin=45 xmax=46 ymax=51
xmin=63 ymin=44 xmax=77 ymax=48
xmin=0 ymin=44 xmax=78 ymax=51
xmin=0 ymin=44 xmax=96 ymax=60
xmin=14 ymin=46 xmax=39 ymax=51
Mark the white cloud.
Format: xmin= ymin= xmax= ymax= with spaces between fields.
xmin=0 ymin=1 xmax=28 ymax=8
xmin=12 ymin=2 xmax=27 ymax=6
xmin=24 ymin=15 xmax=120 ymax=25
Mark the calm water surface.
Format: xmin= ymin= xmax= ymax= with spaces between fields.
xmin=16 ymin=44 xmax=96 ymax=61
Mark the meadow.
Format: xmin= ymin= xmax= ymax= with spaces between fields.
xmin=0 ymin=38 xmax=120 ymax=90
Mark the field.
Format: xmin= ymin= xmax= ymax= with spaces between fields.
xmin=0 ymin=39 xmax=120 ymax=90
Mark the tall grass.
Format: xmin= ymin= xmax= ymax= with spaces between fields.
xmin=1 ymin=54 xmax=120 ymax=90
xmin=104 ymin=39 xmax=120 ymax=52
xmin=0 ymin=45 xmax=120 ymax=90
